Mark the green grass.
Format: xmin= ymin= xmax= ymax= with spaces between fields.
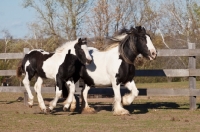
xmin=1 ymin=81 xmax=200 ymax=132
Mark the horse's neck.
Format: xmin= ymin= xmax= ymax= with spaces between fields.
xmin=119 ymin=42 xmax=138 ymax=64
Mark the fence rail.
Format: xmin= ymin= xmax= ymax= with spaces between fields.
xmin=0 ymin=44 xmax=200 ymax=110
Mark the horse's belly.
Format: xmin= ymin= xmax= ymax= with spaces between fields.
xmin=92 ymin=76 xmax=111 ymax=86
xmin=86 ymin=64 xmax=112 ymax=86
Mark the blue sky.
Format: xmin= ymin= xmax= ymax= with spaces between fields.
xmin=0 ymin=0 xmax=36 ymax=38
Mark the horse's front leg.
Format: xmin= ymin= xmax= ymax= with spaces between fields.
xmin=122 ymin=80 xmax=139 ymax=106
xmin=34 ymin=77 xmax=47 ymax=113
xmin=81 ymin=84 xmax=96 ymax=114
xmin=63 ymin=81 xmax=76 ymax=111
xmin=22 ymin=73 xmax=34 ymax=107
xmin=112 ymin=81 xmax=129 ymax=116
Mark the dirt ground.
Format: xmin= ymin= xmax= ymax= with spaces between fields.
xmin=1 ymin=93 xmax=200 ymax=132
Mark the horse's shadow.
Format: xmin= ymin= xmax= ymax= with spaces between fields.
xmin=4 ymin=97 xmax=200 ymax=115
xmin=42 ymin=97 xmax=198 ymax=115
xmin=90 ymin=102 xmax=183 ymax=114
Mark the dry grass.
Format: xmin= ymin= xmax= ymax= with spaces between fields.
xmin=1 ymin=82 xmax=200 ymax=132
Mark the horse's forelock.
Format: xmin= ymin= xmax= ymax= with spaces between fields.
xmin=135 ymin=26 xmax=146 ymax=36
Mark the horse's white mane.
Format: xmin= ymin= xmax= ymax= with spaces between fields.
xmin=55 ymin=39 xmax=78 ymax=53
xmin=100 ymin=43 xmax=119 ymax=51
xmin=111 ymin=33 xmax=127 ymax=41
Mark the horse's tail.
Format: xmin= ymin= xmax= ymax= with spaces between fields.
xmin=16 ymin=60 xmax=24 ymax=80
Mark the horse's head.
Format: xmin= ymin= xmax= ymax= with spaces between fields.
xmin=131 ymin=26 xmax=157 ymax=60
xmin=74 ymin=38 xmax=92 ymax=65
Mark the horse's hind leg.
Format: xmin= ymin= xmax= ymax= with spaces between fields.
xmin=112 ymin=81 xmax=129 ymax=116
xmin=122 ymin=80 xmax=139 ymax=106
xmin=63 ymin=81 xmax=75 ymax=111
xmin=22 ymin=72 xmax=34 ymax=107
xmin=81 ymin=84 xmax=96 ymax=114
xmin=34 ymin=77 xmax=47 ymax=113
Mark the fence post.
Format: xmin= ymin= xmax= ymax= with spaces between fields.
xmin=188 ymin=43 xmax=196 ymax=110
xmin=23 ymin=48 xmax=29 ymax=54
xmin=24 ymin=92 xmax=28 ymax=106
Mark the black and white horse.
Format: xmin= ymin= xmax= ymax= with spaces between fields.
xmin=63 ymin=26 xmax=157 ymax=115
xmin=17 ymin=38 xmax=92 ymax=113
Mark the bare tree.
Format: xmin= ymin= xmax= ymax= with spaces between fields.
xmin=23 ymin=22 xmax=45 ymax=49
xmin=1 ymin=29 xmax=12 ymax=54
xmin=23 ymin=0 xmax=59 ymax=36
xmin=84 ymin=0 xmax=161 ymax=48
xmin=57 ymin=0 xmax=90 ymax=40
xmin=157 ymin=0 xmax=200 ymax=46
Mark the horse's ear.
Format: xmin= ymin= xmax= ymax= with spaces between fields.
xmin=136 ymin=26 xmax=142 ymax=32
xmin=78 ymin=38 xmax=82 ymax=44
xmin=141 ymin=26 xmax=146 ymax=32
xmin=68 ymin=49 xmax=71 ymax=54
xmin=135 ymin=26 xmax=146 ymax=34
xmin=127 ymin=27 xmax=137 ymax=34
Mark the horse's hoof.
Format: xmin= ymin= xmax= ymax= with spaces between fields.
xmin=63 ymin=107 xmax=68 ymax=112
xmin=113 ymin=109 xmax=130 ymax=116
xmin=40 ymin=108 xmax=48 ymax=114
xmin=46 ymin=108 xmax=52 ymax=113
xmin=69 ymin=103 xmax=76 ymax=112
xmin=69 ymin=108 xmax=75 ymax=112
xmin=28 ymin=105 xmax=32 ymax=108
xmin=81 ymin=107 xmax=96 ymax=114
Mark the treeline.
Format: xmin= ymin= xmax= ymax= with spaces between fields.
xmin=1 ymin=0 xmax=200 ymax=85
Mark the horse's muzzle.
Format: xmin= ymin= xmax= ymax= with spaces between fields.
xmin=86 ymin=59 xmax=92 ymax=65
xmin=149 ymin=50 xmax=157 ymax=60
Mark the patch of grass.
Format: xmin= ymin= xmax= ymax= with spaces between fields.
xmin=1 ymin=81 xmax=200 ymax=131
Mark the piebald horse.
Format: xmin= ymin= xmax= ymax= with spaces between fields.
xmin=63 ymin=26 xmax=157 ymax=115
xmin=17 ymin=38 xmax=92 ymax=113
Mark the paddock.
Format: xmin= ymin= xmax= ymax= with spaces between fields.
xmin=1 ymin=92 xmax=200 ymax=131
xmin=1 ymin=43 xmax=200 ymax=110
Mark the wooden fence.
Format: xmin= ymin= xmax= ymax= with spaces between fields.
xmin=0 ymin=43 xmax=200 ymax=110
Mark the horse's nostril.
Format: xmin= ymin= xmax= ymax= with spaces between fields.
xmin=152 ymin=51 xmax=157 ymax=57
xmin=87 ymin=59 xmax=92 ymax=64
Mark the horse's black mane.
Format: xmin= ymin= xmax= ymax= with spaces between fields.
xmin=107 ymin=26 xmax=146 ymax=43
xmin=118 ymin=26 xmax=147 ymax=64
xmin=114 ymin=27 xmax=130 ymax=36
